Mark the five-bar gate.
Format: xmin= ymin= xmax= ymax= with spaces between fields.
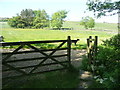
xmin=1 ymin=36 xmax=79 ymax=79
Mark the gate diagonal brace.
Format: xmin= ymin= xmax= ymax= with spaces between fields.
xmin=3 ymin=63 xmax=27 ymax=75
xmin=3 ymin=45 xmax=24 ymax=61
xmin=2 ymin=44 xmax=27 ymax=75
xmin=27 ymin=42 xmax=68 ymax=74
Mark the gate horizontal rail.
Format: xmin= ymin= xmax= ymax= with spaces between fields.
xmin=2 ymin=48 xmax=68 ymax=55
xmin=1 ymin=40 xmax=79 ymax=46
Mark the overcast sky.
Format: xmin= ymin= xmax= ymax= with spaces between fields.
xmin=0 ymin=0 xmax=118 ymax=23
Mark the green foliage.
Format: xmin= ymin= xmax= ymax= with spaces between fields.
xmin=7 ymin=9 xmax=68 ymax=29
xmin=80 ymin=56 xmax=91 ymax=71
xmin=87 ymin=0 xmax=120 ymax=34
xmin=0 ymin=17 xmax=9 ymax=22
xmin=51 ymin=19 xmax=62 ymax=29
xmin=8 ymin=9 xmax=49 ymax=29
xmin=80 ymin=16 xmax=95 ymax=29
xmin=20 ymin=9 xmax=34 ymax=27
xmin=102 ymin=34 xmax=120 ymax=50
xmin=81 ymin=34 xmax=120 ymax=88
xmin=87 ymin=17 xmax=95 ymax=29
xmin=8 ymin=16 xmax=26 ymax=28
xmin=94 ymin=35 xmax=120 ymax=88
xmin=51 ymin=10 xmax=68 ymax=29
xmin=20 ymin=9 xmax=34 ymax=18
xmin=86 ymin=0 xmax=120 ymax=18
xmin=33 ymin=9 xmax=49 ymax=29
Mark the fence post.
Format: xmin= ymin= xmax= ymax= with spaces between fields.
xmin=87 ymin=38 xmax=90 ymax=64
xmin=89 ymin=36 xmax=92 ymax=64
xmin=94 ymin=36 xmax=98 ymax=57
xmin=87 ymin=36 xmax=98 ymax=74
xmin=92 ymin=36 xmax=98 ymax=65
xmin=67 ymin=36 xmax=71 ymax=67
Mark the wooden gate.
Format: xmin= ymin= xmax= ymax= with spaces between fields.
xmin=87 ymin=36 xmax=98 ymax=65
xmin=1 ymin=36 xmax=79 ymax=79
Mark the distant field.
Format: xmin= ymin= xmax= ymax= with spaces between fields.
xmin=63 ymin=21 xmax=118 ymax=32
xmin=1 ymin=21 xmax=117 ymax=46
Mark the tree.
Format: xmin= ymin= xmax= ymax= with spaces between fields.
xmin=20 ymin=9 xmax=34 ymax=18
xmin=20 ymin=9 xmax=34 ymax=27
xmin=51 ymin=10 xmax=68 ymax=29
xmin=86 ymin=0 xmax=120 ymax=18
xmin=8 ymin=9 xmax=68 ymax=29
xmin=80 ymin=16 xmax=95 ymax=29
xmin=8 ymin=17 xmax=18 ymax=28
xmin=0 ymin=17 xmax=9 ymax=22
xmin=8 ymin=16 xmax=26 ymax=28
xmin=8 ymin=9 xmax=49 ymax=29
xmin=86 ymin=0 xmax=120 ymax=33
xmin=33 ymin=9 xmax=49 ymax=29
xmin=87 ymin=17 xmax=95 ymax=29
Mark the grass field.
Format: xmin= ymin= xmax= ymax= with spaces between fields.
xmin=1 ymin=21 xmax=117 ymax=47
xmin=63 ymin=21 xmax=118 ymax=32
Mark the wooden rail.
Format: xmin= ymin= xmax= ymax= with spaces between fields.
xmin=1 ymin=36 xmax=79 ymax=79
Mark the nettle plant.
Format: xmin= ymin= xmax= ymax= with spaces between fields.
xmin=102 ymin=34 xmax=120 ymax=50
xmin=93 ymin=34 xmax=120 ymax=88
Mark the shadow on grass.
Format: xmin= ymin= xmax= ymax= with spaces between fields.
xmin=3 ymin=67 xmax=80 ymax=89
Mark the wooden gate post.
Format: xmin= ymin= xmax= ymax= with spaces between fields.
xmin=87 ymin=36 xmax=93 ymax=64
xmin=67 ymin=36 xmax=71 ymax=67
xmin=87 ymin=36 xmax=98 ymax=74
xmin=87 ymin=38 xmax=90 ymax=64
xmin=89 ymin=36 xmax=93 ymax=63
xmin=93 ymin=36 xmax=98 ymax=65
xmin=94 ymin=36 xmax=98 ymax=57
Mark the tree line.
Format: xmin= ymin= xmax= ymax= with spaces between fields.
xmin=0 ymin=17 xmax=9 ymax=22
xmin=8 ymin=9 xmax=96 ymax=30
xmin=8 ymin=9 xmax=68 ymax=29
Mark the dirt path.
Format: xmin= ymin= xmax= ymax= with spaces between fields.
xmin=2 ymin=49 xmax=87 ymax=68
xmin=71 ymin=49 xmax=87 ymax=67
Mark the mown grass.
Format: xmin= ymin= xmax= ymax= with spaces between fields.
xmin=94 ymin=23 xmax=118 ymax=31
xmin=63 ymin=21 xmax=118 ymax=32
xmin=1 ymin=21 xmax=117 ymax=48
xmin=2 ymin=29 xmax=114 ymax=42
